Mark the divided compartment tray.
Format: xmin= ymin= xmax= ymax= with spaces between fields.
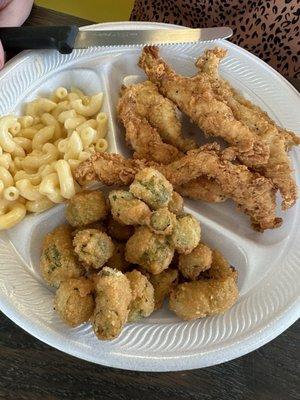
xmin=0 ymin=22 xmax=299 ymax=371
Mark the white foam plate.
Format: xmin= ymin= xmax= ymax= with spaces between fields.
xmin=0 ymin=22 xmax=299 ymax=371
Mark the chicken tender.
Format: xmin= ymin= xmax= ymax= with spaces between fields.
xmin=149 ymin=268 xmax=178 ymax=310
xmin=178 ymin=242 xmax=212 ymax=280
xmin=129 ymin=167 xmax=173 ymax=210
xmin=107 ymin=215 xmax=134 ymax=241
xmin=109 ymin=190 xmax=151 ymax=225
xmin=73 ymin=229 xmax=114 ymax=269
xmin=54 ymin=277 xmax=94 ymax=327
xmin=40 ymin=225 xmax=84 ymax=287
xmin=119 ymin=81 xmax=196 ymax=152
xmin=118 ymin=83 xmax=182 ymax=163
xmin=178 ymin=176 xmax=227 ymax=203
xmin=126 ymin=270 xmax=155 ymax=322
xmin=196 ymin=47 xmax=299 ymax=209
xmin=148 ymin=208 xmax=176 ymax=235
xmin=91 ymin=267 xmax=132 ymax=340
xmin=169 ymin=276 xmax=238 ymax=320
xmin=171 ymin=214 xmax=201 ymax=254
xmin=168 ymin=191 xmax=184 ymax=214
xmin=66 ymin=190 xmax=107 ymax=228
xmin=75 ymin=149 xmax=281 ymax=231
xmin=125 ymin=226 xmax=174 ymax=274
xmin=106 ymin=242 xmax=129 ymax=272
xmin=139 ymin=46 xmax=269 ymax=168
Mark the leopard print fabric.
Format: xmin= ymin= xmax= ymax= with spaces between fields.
xmin=130 ymin=0 xmax=300 ymax=78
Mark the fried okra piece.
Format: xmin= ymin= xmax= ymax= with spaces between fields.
xmin=73 ymin=229 xmax=114 ymax=269
xmin=109 ymin=190 xmax=151 ymax=225
xmin=106 ymin=242 xmax=129 ymax=272
xmin=170 ymin=214 xmax=201 ymax=254
xmin=125 ymin=270 xmax=155 ymax=322
xmin=125 ymin=226 xmax=174 ymax=274
xmin=178 ymin=243 xmax=212 ymax=280
xmin=91 ymin=267 xmax=132 ymax=340
xmin=107 ymin=215 xmax=134 ymax=241
xmin=54 ymin=277 xmax=94 ymax=327
xmin=149 ymin=268 xmax=178 ymax=310
xmin=169 ymin=250 xmax=238 ymax=320
xmin=66 ymin=190 xmax=107 ymax=228
xmin=129 ymin=168 xmax=173 ymax=210
xmin=40 ymin=225 xmax=84 ymax=287
xmin=148 ymin=208 xmax=176 ymax=235
xmin=168 ymin=191 xmax=184 ymax=215
xmin=169 ymin=276 xmax=238 ymax=320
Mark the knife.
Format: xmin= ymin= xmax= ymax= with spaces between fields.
xmin=0 ymin=26 xmax=232 ymax=54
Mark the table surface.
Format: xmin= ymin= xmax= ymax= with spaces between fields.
xmin=0 ymin=5 xmax=299 ymax=400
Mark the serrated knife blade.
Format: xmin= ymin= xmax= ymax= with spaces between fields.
xmin=74 ymin=27 xmax=233 ymax=48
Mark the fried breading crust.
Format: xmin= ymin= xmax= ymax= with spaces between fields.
xmin=119 ymin=81 xmax=196 ymax=152
xmin=139 ymin=46 xmax=270 ymax=168
xmin=91 ymin=267 xmax=132 ymax=340
xmin=118 ymin=81 xmax=228 ymax=203
xmin=196 ymin=47 xmax=299 ymax=209
xmin=169 ymin=248 xmax=238 ymax=320
xmin=76 ymin=148 xmax=281 ymax=231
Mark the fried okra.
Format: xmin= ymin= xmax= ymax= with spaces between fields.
xmin=126 ymin=270 xmax=154 ymax=322
xmin=106 ymin=242 xmax=129 ymax=272
xmin=207 ymin=249 xmax=237 ymax=280
xmin=149 ymin=268 xmax=178 ymax=310
xmin=54 ymin=277 xmax=94 ymax=327
xmin=109 ymin=190 xmax=151 ymax=225
xmin=169 ymin=250 xmax=238 ymax=320
xmin=66 ymin=190 xmax=107 ymax=227
xmin=169 ymin=277 xmax=238 ymax=320
xmin=148 ymin=208 xmax=176 ymax=235
xmin=170 ymin=214 xmax=201 ymax=254
xmin=178 ymin=243 xmax=212 ymax=280
xmin=168 ymin=191 xmax=184 ymax=215
xmin=73 ymin=229 xmax=114 ymax=269
xmin=129 ymin=168 xmax=173 ymax=210
xmin=107 ymin=215 xmax=134 ymax=241
xmin=91 ymin=267 xmax=132 ymax=340
xmin=125 ymin=226 xmax=174 ymax=274
xmin=40 ymin=225 xmax=84 ymax=287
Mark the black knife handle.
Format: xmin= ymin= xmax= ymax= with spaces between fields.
xmin=0 ymin=25 xmax=79 ymax=54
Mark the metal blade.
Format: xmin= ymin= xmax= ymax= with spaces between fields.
xmin=74 ymin=27 xmax=232 ymax=48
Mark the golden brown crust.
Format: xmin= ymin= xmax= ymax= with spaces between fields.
xmin=40 ymin=224 xmax=84 ymax=287
xmin=178 ymin=242 xmax=212 ymax=280
xmin=73 ymin=229 xmax=114 ymax=269
xmin=195 ymin=47 xmax=299 ymax=209
xmin=149 ymin=268 xmax=178 ymax=310
xmin=125 ymin=226 xmax=174 ymax=274
xmin=76 ymin=149 xmax=281 ymax=231
xmin=126 ymin=269 xmax=155 ymax=322
xmin=139 ymin=46 xmax=270 ymax=168
xmin=54 ymin=277 xmax=94 ymax=327
xmin=169 ymin=276 xmax=238 ymax=320
xmin=118 ymin=83 xmax=182 ymax=164
xmin=119 ymin=81 xmax=196 ymax=153
xmin=66 ymin=190 xmax=107 ymax=227
xmin=177 ymin=176 xmax=227 ymax=203
xmin=91 ymin=267 xmax=132 ymax=340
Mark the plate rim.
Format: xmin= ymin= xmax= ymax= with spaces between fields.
xmin=0 ymin=20 xmax=299 ymax=372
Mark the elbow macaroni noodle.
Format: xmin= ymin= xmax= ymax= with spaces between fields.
xmin=0 ymin=87 xmax=109 ymax=229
